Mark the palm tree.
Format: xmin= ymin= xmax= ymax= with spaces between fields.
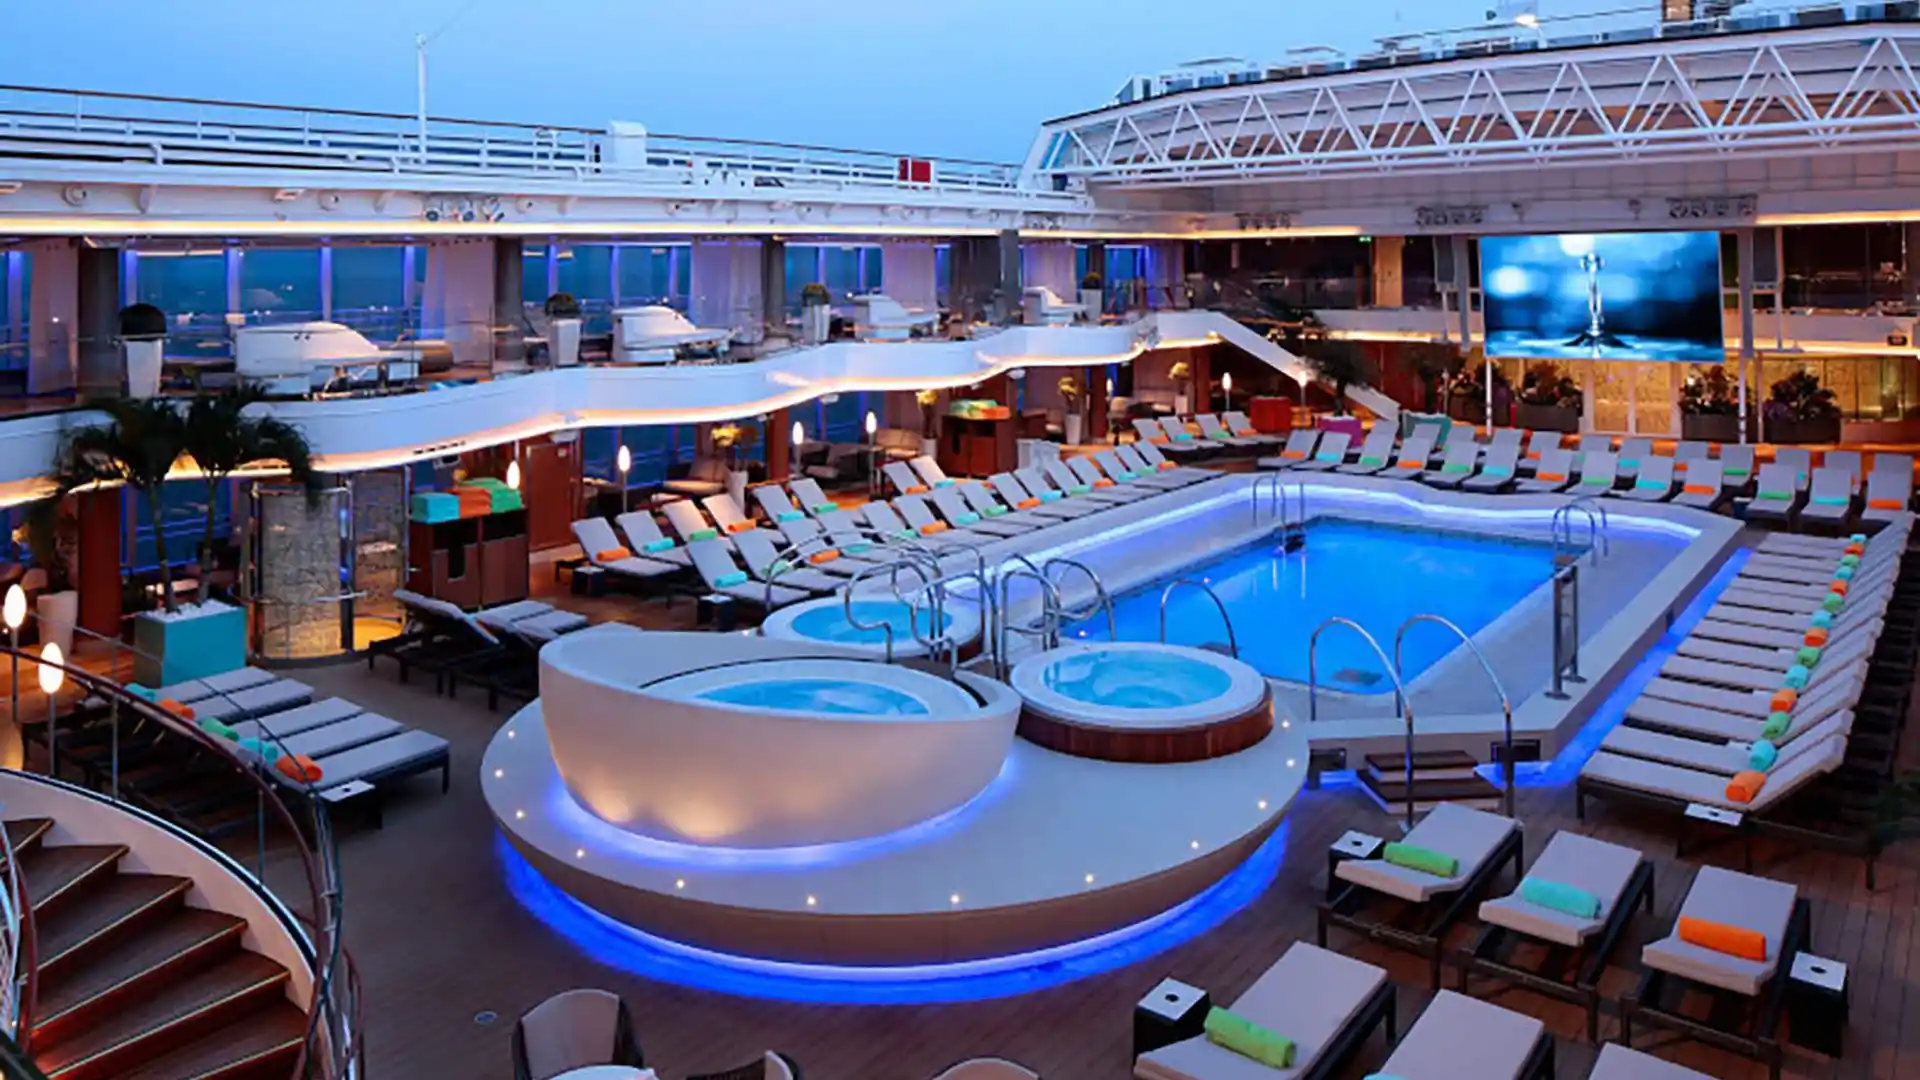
xmin=181 ymin=385 xmax=319 ymax=579
xmin=1307 ymin=341 xmax=1375 ymax=417
xmin=40 ymin=398 xmax=190 ymax=612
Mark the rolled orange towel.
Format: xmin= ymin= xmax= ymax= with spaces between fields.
xmin=1281 ymin=450 xmax=1306 ymax=460
xmin=1016 ymin=498 xmax=1040 ymax=510
xmin=1150 ymin=436 xmax=1170 ymax=445
xmin=1805 ymin=628 xmax=1829 ymax=647
xmin=1829 ymin=580 xmax=1848 ymax=596
xmin=1845 ymin=542 xmax=1865 ymax=556
xmin=1770 ymin=688 xmax=1797 ymax=713
xmin=1093 ymin=478 xmax=1116 ymax=488
xmin=919 ymin=522 xmax=948 ymax=536
xmin=276 ymin=753 xmax=323 ymax=783
xmin=725 ymin=521 xmax=756 ymax=535
xmin=1235 ymin=428 xmax=1259 ymax=437
xmin=1681 ymin=484 xmax=1714 ymax=496
xmin=158 ymin=698 xmax=196 ymax=721
xmin=1157 ymin=462 xmax=1176 ymax=471
xmin=1725 ymin=769 xmax=1766 ymax=804
xmin=1679 ymin=915 xmax=1767 ymax=960
xmin=808 ymin=549 xmax=842 ymax=565
xmin=905 ymin=484 xmax=930 ymax=495
xmin=1868 ymin=498 xmax=1903 ymax=511
xmin=1538 ymin=472 xmax=1567 ymax=483
xmin=595 ymin=546 xmax=631 ymax=562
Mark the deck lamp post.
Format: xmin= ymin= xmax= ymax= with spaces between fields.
xmin=506 ymin=459 xmax=522 ymax=492
xmin=616 ymin=445 xmax=632 ymax=514
xmin=39 ymin=641 xmax=62 ymax=777
xmin=1221 ymin=371 xmax=1232 ymax=412
xmin=4 ymin=583 xmax=23 ymax=737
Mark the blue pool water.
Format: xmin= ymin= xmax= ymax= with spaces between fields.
xmin=697 ymin=679 xmax=930 ymax=716
xmin=1065 ymin=520 xmax=1563 ymax=693
xmin=1041 ymin=649 xmax=1233 ymax=708
xmin=790 ymin=601 xmax=952 ymax=646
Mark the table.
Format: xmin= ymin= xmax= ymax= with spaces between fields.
xmin=698 ymin=593 xmax=738 ymax=632
xmin=1787 ymin=952 xmax=1848 ymax=1056
xmin=1327 ymin=830 xmax=1383 ymax=896
xmin=1133 ymin=977 xmax=1210 ymax=1057
xmin=572 ymin=565 xmax=608 ymax=598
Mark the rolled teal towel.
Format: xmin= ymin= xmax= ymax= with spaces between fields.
xmin=713 ymin=570 xmax=750 ymax=588
xmin=1822 ymin=593 xmax=1845 ymax=614
xmin=1762 ymin=711 xmax=1792 ymax=740
xmin=690 ymin=528 xmax=719 ymax=542
xmin=1485 ymin=465 xmax=1513 ymax=477
xmin=1173 ymin=432 xmax=1194 ymax=442
xmin=934 ymin=478 xmax=956 ymax=488
xmin=237 ymin=736 xmax=280 ymax=763
xmin=1749 ymin=739 xmax=1779 ymax=771
xmin=956 ymin=512 xmax=981 ymax=526
xmin=1783 ymin=664 xmax=1810 ymax=690
xmin=1811 ymin=610 xmax=1835 ymax=629
xmin=1813 ymin=495 xmax=1849 ymax=507
xmin=846 ymin=543 xmax=872 ymax=554
xmin=127 ymin=684 xmax=158 ymax=702
xmin=982 ymin=505 xmax=1009 ymax=517
xmin=1040 ymin=491 xmax=1063 ymax=502
xmin=1068 ymin=484 xmax=1092 ymax=495
xmin=1364 ymin=1075 xmax=1409 ymax=1080
xmin=812 ymin=502 xmax=837 ymax=515
xmin=893 ymin=528 xmax=917 ymax=540
xmin=1852 ymin=532 xmax=1867 ymax=543
xmin=643 ymin=538 xmax=676 ymax=553
xmin=1519 ymin=877 xmax=1602 ymax=919
xmin=1621 ymin=458 xmax=1640 ymax=469
xmin=1836 ymin=566 xmax=1855 ymax=581
xmin=1797 ymin=645 xmax=1822 ymax=668
xmin=1118 ymin=470 xmax=1137 ymax=480
xmin=1202 ymin=1008 xmax=1295 ymax=1069
xmin=1635 ymin=478 xmax=1665 ymax=490
xmin=1383 ymin=841 xmax=1458 ymax=877
xmin=777 ymin=510 xmax=805 ymax=523
xmin=1840 ymin=553 xmax=1861 ymax=568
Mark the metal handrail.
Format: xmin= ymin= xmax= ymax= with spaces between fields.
xmin=1394 ymin=614 xmax=1515 ymax=818
xmin=1307 ymin=617 xmax=1416 ymax=829
xmin=1551 ymin=496 xmax=1609 ymax=565
xmin=1158 ymin=580 xmax=1239 ymax=658
xmin=1250 ymin=473 xmax=1306 ymax=531
xmin=0 ymin=797 xmax=30 ymax=1050
xmin=995 ymin=566 xmax=1065 ymax=677
xmin=1042 ymin=558 xmax=1116 ymax=641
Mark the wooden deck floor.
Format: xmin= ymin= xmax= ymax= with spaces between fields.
xmin=272 ymin=619 xmax=1920 ymax=1080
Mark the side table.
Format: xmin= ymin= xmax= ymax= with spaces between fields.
xmin=1786 ymin=952 xmax=1847 ymax=1057
xmin=1328 ymin=830 xmax=1384 ymax=896
xmin=1133 ymin=977 xmax=1210 ymax=1057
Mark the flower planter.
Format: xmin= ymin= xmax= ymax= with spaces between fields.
xmin=34 ymin=590 xmax=77 ymax=657
xmin=1681 ymin=413 xmax=1743 ymax=443
xmin=1765 ymin=416 xmax=1841 ymax=445
xmin=131 ymin=599 xmax=247 ymax=690
xmin=801 ymin=305 xmax=831 ymax=346
xmin=1062 ymin=413 xmax=1084 ymax=446
xmin=1516 ymin=403 xmax=1580 ymax=434
xmin=548 ymin=318 xmax=582 ymax=367
xmin=1079 ymin=289 xmax=1103 ymax=322
xmin=123 ymin=338 xmax=164 ymax=399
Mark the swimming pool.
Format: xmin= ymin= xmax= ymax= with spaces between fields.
xmin=760 ymin=597 xmax=982 ymax=658
xmin=698 ymin=679 xmax=930 ymax=716
xmin=645 ymin=658 xmax=980 ymax=719
xmin=1063 ymin=519 xmax=1571 ymax=693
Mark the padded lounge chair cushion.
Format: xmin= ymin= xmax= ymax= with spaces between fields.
xmin=1587 ymin=1043 xmax=1716 ymax=1080
xmin=1478 ymin=832 xmax=1643 ymax=948
xmin=1136 ymin=943 xmax=1385 ymax=1080
xmin=1642 ymin=866 xmax=1797 ymax=995
xmin=189 ymin=679 xmax=316 ymax=722
xmin=310 ymin=728 xmax=449 ymax=791
xmin=1375 ymin=990 xmax=1545 ymax=1080
xmin=1335 ymin=803 xmax=1517 ymax=902
xmin=231 ymin=698 xmax=363 ymax=742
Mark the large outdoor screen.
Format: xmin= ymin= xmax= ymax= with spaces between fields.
xmin=1479 ymin=231 xmax=1724 ymax=363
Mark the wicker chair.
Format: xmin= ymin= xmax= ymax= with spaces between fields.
xmin=510 ymin=988 xmax=645 ymax=1080
xmin=687 ymin=1050 xmax=804 ymax=1080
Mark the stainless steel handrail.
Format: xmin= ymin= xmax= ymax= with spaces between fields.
xmin=1394 ymin=614 xmax=1515 ymax=818
xmin=1307 ymin=616 xmax=1416 ymax=829
xmin=1158 ymin=580 xmax=1239 ymax=658
xmin=1552 ymin=496 xmax=1609 ymax=565
xmin=1043 ymin=558 xmax=1116 ymax=641
xmin=995 ymin=566 xmax=1065 ymax=678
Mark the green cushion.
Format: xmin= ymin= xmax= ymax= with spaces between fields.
xmin=713 ymin=570 xmax=749 ymax=588
xmin=1383 ymin=841 xmax=1458 ymax=877
xmin=1726 ymin=466 xmax=1751 ymax=477
xmin=690 ymin=528 xmax=719 ymax=542
xmin=1762 ymin=712 xmax=1791 ymax=740
xmin=1203 ymin=1008 xmax=1295 ymax=1069
xmin=1519 ymin=877 xmax=1601 ymax=919
xmin=1581 ymin=475 xmax=1609 ymax=486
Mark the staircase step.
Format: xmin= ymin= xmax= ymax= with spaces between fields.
xmin=35 ymin=953 xmax=290 ymax=1080
xmin=1357 ymin=770 xmax=1504 ymax=815
xmin=1362 ymin=749 xmax=1480 ymax=774
xmin=35 ymin=908 xmax=249 ymax=1044
xmin=37 ymin=873 xmax=195 ymax=978
xmin=114 ymin=1002 xmax=308 ymax=1080
xmin=1 ymin=817 xmax=56 ymax=867
xmin=21 ymin=844 xmax=128 ymax=913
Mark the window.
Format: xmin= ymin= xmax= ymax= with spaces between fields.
xmin=134 ymin=251 xmax=230 ymax=360
xmin=617 ymin=246 xmax=678 ymax=307
xmin=127 ymin=480 xmax=227 ymax=572
xmin=823 ymin=392 xmax=869 ymax=443
xmin=821 ymin=247 xmax=860 ymax=300
xmin=238 ymin=248 xmax=321 ymax=323
xmin=331 ymin=246 xmax=410 ymax=341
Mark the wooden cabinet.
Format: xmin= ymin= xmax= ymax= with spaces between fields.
xmin=407 ymin=509 xmax=528 ymax=609
xmin=940 ymin=416 xmax=1016 ymax=478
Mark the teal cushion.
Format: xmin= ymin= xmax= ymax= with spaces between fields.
xmin=690 ymin=528 xmax=719 ymax=542
xmin=1039 ymin=491 xmax=1063 ymax=502
xmin=893 ymin=527 xmax=917 ymax=540
xmin=812 ymin=502 xmax=837 ymax=515
xmin=713 ymin=570 xmax=749 ymax=588
xmin=1621 ymin=458 xmax=1640 ymax=469
xmin=1636 ymin=478 xmax=1665 ymax=490
xmin=643 ymin=538 xmax=676 ymax=554
xmin=1749 ymin=739 xmax=1779 ymax=771
xmin=1315 ymin=450 xmax=1340 ymax=462
xmin=777 ymin=510 xmax=805 ymax=523
xmin=1383 ymin=842 xmax=1457 ymax=877
xmin=1783 ymin=663 xmax=1810 ymax=690
xmin=1117 ymin=470 xmax=1137 ymax=480
xmin=845 ymin=543 xmax=872 ymax=554
xmin=1518 ymin=877 xmax=1602 ymax=919
xmin=1851 ymin=532 xmax=1868 ymax=543
xmin=1203 ymin=1008 xmax=1295 ymax=1069
xmin=956 ymin=512 xmax=981 ymax=526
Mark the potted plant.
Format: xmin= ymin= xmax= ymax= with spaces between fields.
xmin=710 ymin=422 xmax=759 ymax=507
xmin=800 ymin=283 xmax=832 ymax=345
xmin=1679 ymin=365 xmax=1743 ymax=442
xmin=1306 ymin=340 xmax=1375 ymax=417
xmin=1168 ymin=360 xmax=1193 ymax=415
xmin=914 ymin=389 xmax=941 ymax=458
xmin=182 ymin=385 xmax=319 ymax=588
xmin=1517 ymin=362 xmax=1583 ymax=433
xmin=544 ymin=292 xmax=583 ymax=367
xmin=1763 ymin=369 xmax=1841 ymax=444
xmin=1079 ymin=271 xmax=1103 ymax=323
xmin=1403 ymin=342 xmax=1460 ymax=415
xmin=1057 ymin=374 xmax=1085 ymax=445
xmin=118 ymin=303 xmax=168 ymax=399
xmin=18 ymin=508 xmax=77 ymax=657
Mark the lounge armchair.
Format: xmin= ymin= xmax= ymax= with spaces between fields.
xmin=1370 ymin=991 xmax=1552 ymax=1080
xmin=1671 ymin=460 xmax=1724 ymax=510
xmin=1334 ymin=426 xmax=1398 ymax=475
xmin=1620 ymin=867 xmax=1808 ymax=1080
xmin=1318 ymin=803 xmax=1524 ymax=988
xmin=1257 ymin=429 xmax=1320 ymax=470
xmin=661 ymin=455 xmax=730 ymax=499
xmin=1022 ymin=285 xmax=1085 ymax=325
xmin=1720 ymin=445 xmax=1757 ymax=494
xmin=851 ymin=293 xmax=937 ymax=341
xmin=1514 ymin=448 xmax=1575 ymax=494
xmin=1573 ymin=450 xmax=1619 ymax=495
xmin=1742 ymin=463 xmax=1801 ymax=526
xmin=571 ymin=517 xmax=682 ymax=585
xmin=1290 ymin=432 xmax=1352 ymax=473
xmin=1222 ymin=411 xmax=1285 ymax=449
xmin=511 ymin=988 xmax=645 ymax=1080
xmin=1194 ymin=414 xmax=1263 ymax=454
xmin=686 ymin=538 xmax=811 ymax=608
xmin=616 ymin=510 xmax=693 ymax=568
xmin=1799 ymin=466 xmax=1857 ymax=531
xmin=1621 ymin=456 xmax=1675 ymax=501
xmin=1616 ymin=436 xmax=1653 ymax=480
xmin=1461 ymin=443 xmax=1521 ymax=493
xmin=1461 ymin=831 xmax=1653 ymax=1041
xmin=1519 ymin=430 xmax=1562 ymax=473
xmin=1860 ymin=469 xmax=1912 ymax=527
xmin=1133 ymin=943 xmax=1395 ymax=1080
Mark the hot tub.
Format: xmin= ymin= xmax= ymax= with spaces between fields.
xmin=647 ymin=658 xmax=979 ymax=717
xmin=1008 ymin=642 xmax=1271 ymax=763
xmin=759 ymin=597 xmax=983 ymax=659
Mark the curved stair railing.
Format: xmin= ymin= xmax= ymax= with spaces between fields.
xmin=1158 ymin=580 xmax=1239 ymax=658
xmin=1307 ymin=617 xmax=1416 ymax=830
xmin=1393 ymin=614 xmax=1515 ymax=819
xmin=0 ymin=625 xmax=360 ymax=1080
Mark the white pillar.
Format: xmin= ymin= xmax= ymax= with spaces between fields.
xmin=879 ymin=241 xmax=938 ymax=312
xmin=26 ymin=239 xmax=77 ymax=395
xmin=1737 ymin=227 xmax=1756 ymax=445
xmin=422 ymin=238 xmax=496 ymax=367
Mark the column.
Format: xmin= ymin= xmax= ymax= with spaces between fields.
xmin=946 ymin=235 xmax=1004 ymax=325
xmin=1019 ymin=240 xmax=1075 ymax=302
xmin=996 ymin=229 xmax=1022 ymax=324
xmin=879 ymin=241 xmax=938 ymax=313
xmin=1189 ymin=349 xmax=1213 ymax=417
xmin=689 ymin=240 xmax=764 ymax=343
xmin=1372 ymin=236 xmax=1405 ymax=309
xmin=26 ymin=239 xmax=77 ymax=395
xmin=1085 ymin=365 xmax=1109 ymax=444
xmin=493 ymin=238 xmax=525 ymax=368
xmin=761 ymin=238 xmax=787 ymax=342
xmin=1452 ymin=234 xmax=1485 ymax=422
xmin=422 ymin=238 xmax=496 ymax=368
xmin=75 ymin=245 xmax=121 ymax=399
xmin=766 ymin=407 xmax=792 ymax=481
xmin=1737 ymin=226 xmax=1756 ymax=445
xmin=76 ymin=489 xmax=122 ymax=639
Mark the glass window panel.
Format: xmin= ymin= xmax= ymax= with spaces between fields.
xmin=823 ymin=392 xmax=865 ymax=443
xmin=821 ymin=247 xmax=860 ymax=300
xmin=128 ymin=480 xmax=224 ymax=572
xmin=1632 ymin=363 xmax=1677 ymax=436
xmin=135 ymin=252 xmax=230 ymax=361
xmin=935 ymin=245 xmax=950 ymax=308
xmin=331 ymin=246 xmax=409 ymax=341
xmin=784 ymin=246 xmax=817 ymax=314
xmin=1589 ymin=361 xmax=1631 ymax=433
xmin=617 ymin=246 xmax=675 ymax=306
xmin=556 ymin=244 xmax=613 ymax=302
xmin=238 ymin=248 xmax=320 ymax=322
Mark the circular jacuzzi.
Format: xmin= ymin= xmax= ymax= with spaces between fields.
xmin=1009 ymin=642 xmax=1272 ymax=763
xmin=646 ymin=658 xmax=979 ymax=717
xmin=760 ymin=597 xmax=983 ymax=659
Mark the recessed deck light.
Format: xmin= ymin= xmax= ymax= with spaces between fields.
xmin=494 ymin=768 xmax=504 ymax=778
xmin=675 ymin=878 xmax=686 ymax=890
xmin=1257 ymin=799 xmax=1268 ymax=810
xmin=1083 ymin=872 xmax=1095 ymax=885
xmin=805 ymin=895 xmax=818 ymax=907
xmin=575 ymin=848 xmax=586 ymax=859
xmin=949 ymin=893 xmax=961 ymax=905
xmin=514 ymin=810 xmax=525 ymax=820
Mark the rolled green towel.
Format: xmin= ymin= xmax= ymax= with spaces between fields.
xmin=690 ymin=528 xmax=719 ymax=542
xmin=1840 ymin=553 xmax=1861 ymax=568
xmin=1360 ymin=455 xmax=1385 ymax=467
xmin=777 ymin=510 xmax=805 ymax=523
xmin=1749 ymin=739 xmax=1779 ymax=771
xmin=713 ymin=570 xmax=749 ymax=588
xmin=1797 ymin=645 xmax=1822 ymax=668
xmin=811 ymin=502 xmax=837 ymax=515
xmin=1202 ymin=1007 xmax=1295 ymax=1069
xmin=956 ymin=512 xmax=981 ymax=526
xmin=1068 ymin=484 xmax=1092 ymax=495
xmin=1757 ymin=490 xmax=1792 ymax=501
xmin=894 ymin=528 xmax=917 ymax=540
xmin=1383 ymin=841 xmax=1458 ymax=877
xmin=1762 ymin=711 xmax=1791 ymax=740
xmin=199 ymin=717 xmax=239 ymax=741
xmin=1443 ymin=462 xmax=1471 ymax=474
xmin=1822 ymin=593 xmax=1845 ymax=614
xmin=643 ymin=538 xmax=676 ymax=553
xmin=1783 ymin=664 xmax=1810 ymax=690
xmin=982 ymin=505 xmax=1009 ymax=517
xmin=1519 ymin=877 xmax=1601 ymax=918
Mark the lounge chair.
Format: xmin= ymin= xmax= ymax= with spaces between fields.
xmin=1823 ymin=449 xmax=1863 ymax=491
xmin=1519 ymin=430 xmax=1562 ymax=473
xmin=1419 ymin=438 xmax=1481 ymax=487
xmin=1334 ymin=426 xmax=1398 ymax=475
xmin=751 ymin=483 xmax=805 ymax=522
xmin=1022 ymin=285 xmax=1085 ymax=325
xmin=1514 ymin=448 xmax=1574 ymax=494
xmin=1195 ymin=414 xmax=1263 ymax=454
xmin=1136 ymin=417 xmax=1212 ymax=463
xmin=1673 ymin=441 xmax=1710 ymax=476
xmin=1720 ymin=445 xmax=1756 ymax=494
xmin=1319 ymin=804 xmax=1525 ymax=988
xmin=661 ymin=498 xmax=732 ymax=548
xmin=700 ymin=493 xmax=769 ymax=536
xmin=301 ymin=727 xmax=451 ymax=822
xmin=1639 ymin=656 xmax=1866 ymax=723
xmin=1157 ymin=417 xmax=1224 ymax=458
xmin=1860 ymin=469 xmax=1912 ymax=527
xmin=884 ymin=460 xmax=932 ymax=495
xmin=1257 ymin=429 xmax=1320 ymax=471
xmin=1043 ymin=459 xmax=1135 ymax=504
xmin=929 ymin=486 xmax=1037 ymax=535
xmin=1620 ymin=867 xmax=1808 ymax=1080
xmin=1579 ymin=732 xmax=1848 ymax=821
xmin=373 ymin=590 xmax=509 ymax=690
xmin=1621 ymin=457 xmax=1675 ymax=501
xmin=1742 ymin=463 xmax=1800 ymax=527
xmin=231 ymin=698 xmax=364 ymax=745
xmin=1485 ymin=427 xmax=1524 ymax=456
xmin=1095 ymin=449 xmax=1183 ymax=491
xmin=686 ymin=538 xmax=811 ymax=608
xmin=1377 ymin=432 xmax=1436 ymax=481
xmin=862 ymin=499 xmax=970 ymax=553
xmin=991 ymin=472 xmax=1098 ymax=520
xmin=1775 ymin=447 xmax=1812 ymax=491
xmin=1658 ymin=628 xmax=1874 ymax=694
xmin=1616 ymin=437 xmax=1653 ymax=480
xmin=1799 ymin=466 xmax=1857 ymax=531
xmin=959 ymin=479 xmax=1059 ymax=528
xmin=1672 ymin=460 xmax=1724 ymax=510
xmin=473 ymin=600 xmax=589 ymax=641
xmin=1602 ymin=707 xmax=1853 ymax=777
xmin=154 ymin=668 xmax=315 ymax=723
xmin=1133 ymin=943 xmax=1395 ymax=1080
xmin=1374 ymin=991 xmax=1553 ymax=1080
xmin=571 ymin=517 xmax=682 ymax=585
xmin=1120 ymin=442 xmax=1211 ymax=485
xmin=787 ymin=478 xmax=844 ymax=519
xmin=1587 ymin=1044 xmax=1715 ymax=1080
xmin=1461 ymin=443 xmax=1521 ymax=493
xmin=909 ymin=455 xmax=955 ymax=488
xmin=1066 ymin=456 xmax=1157 ymax=502
xmin=1461 ymin=831 xmax=1654 ymax=1041
xmin=1291 ymin=432 xmax=1352 ymax=472
xmin=730 ymin=528 xmax=846 ymax=593
xmin=1573 ymin=450 xmax=1619 ymax=495
xmin=616 ymin=511 xmax=693 ymax=568
xmin=1428 ymin=425 xmax=1479 ymax=467
xmin=1223 ymin=411 xmax=1285 ymax=450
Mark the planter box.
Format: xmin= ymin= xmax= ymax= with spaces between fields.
xmin=132 ymin=600 xmax=247 ymax=690
xmin=1681 ymin=413 xmax=1744 ymax=443
xmin=1765 ymin=416 xmax=1842 ymax=445
xmin=1516 ymin=403 xmax=1580 ymax=433
xmin=1446 ymin=398 xmax=1487 ymax=425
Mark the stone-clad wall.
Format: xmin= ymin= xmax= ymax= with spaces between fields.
xmin=255 ymin=485 xmax=346 ymax=660
xmin=351 ymin=468 xmax=407 ymax=624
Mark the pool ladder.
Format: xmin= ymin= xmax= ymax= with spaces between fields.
xmin=989 ymin=555 xmax=1116 ymax=680
xmin=1157 ymin=580 xmax=1239 ymax=658
xmin=1251 ymin=474 xmax=1307 ymax=551
xmin=1551 ymin=496 xmax=1610 ymax=567
xmin=1306 ymin=614 xmax=1514 ymax=830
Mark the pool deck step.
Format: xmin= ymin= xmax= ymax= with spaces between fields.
xmin=1356 ymin=762 xmax=1503 ymax=817
xmin=1361 ymin=749 xmax=1483 ymax=783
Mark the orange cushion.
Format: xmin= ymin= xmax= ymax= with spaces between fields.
xmin=158 ymin=698 xmax=196 ymax=721
xmin=919 ymin=522 xmax=948 ymax=536
xmin=1829 ymin=580 xmax=1848 ymax=596
xmin=1770 ymin=688 xmax=1798 ymax=713
xmin=276 ymin=753 xmax=323 ymax=783
xmin=1236 ymin=428 xmax=1258 ymax=437
xmin=1150 ymin=436 xmax=1169 ymax=445
xmin=1395 ymin=459 xmax=1421 ymax=469
xmin=1682 ymin=484 xmax=1714 ymax=496
xmin=1679 ymin=915 xmax=1767 ymax=959
xmin=725 ymin=521 xmax=755 ymax=535
xmin=1868 ymin=498 xmax=1904 ymax=511
xmin=1805 ymin=628 xmax=1829 ymax=647
xmin=905 ymin=484 xmax=930 ymax=495
xmin=1538 ymin=472 xmax=1566 ymax=483
xmin=809 ymin=549 xmax=841 ymax=565
xmin=1157 ymin=462 xmax=1176 ymax=471
xmin=1093 ymin=478 xmax=1115 ymax=488
xmin=595 ymin=546 xmax=632 ymax=562
xmin=1016 ymin=498 xmax=1040 ymax=510
xmin=1281 ymin=450 xmax=1306 ymax=460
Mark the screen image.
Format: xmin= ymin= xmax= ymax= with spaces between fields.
xmin=1479 ymin=232 xmax=1725 ymax=363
